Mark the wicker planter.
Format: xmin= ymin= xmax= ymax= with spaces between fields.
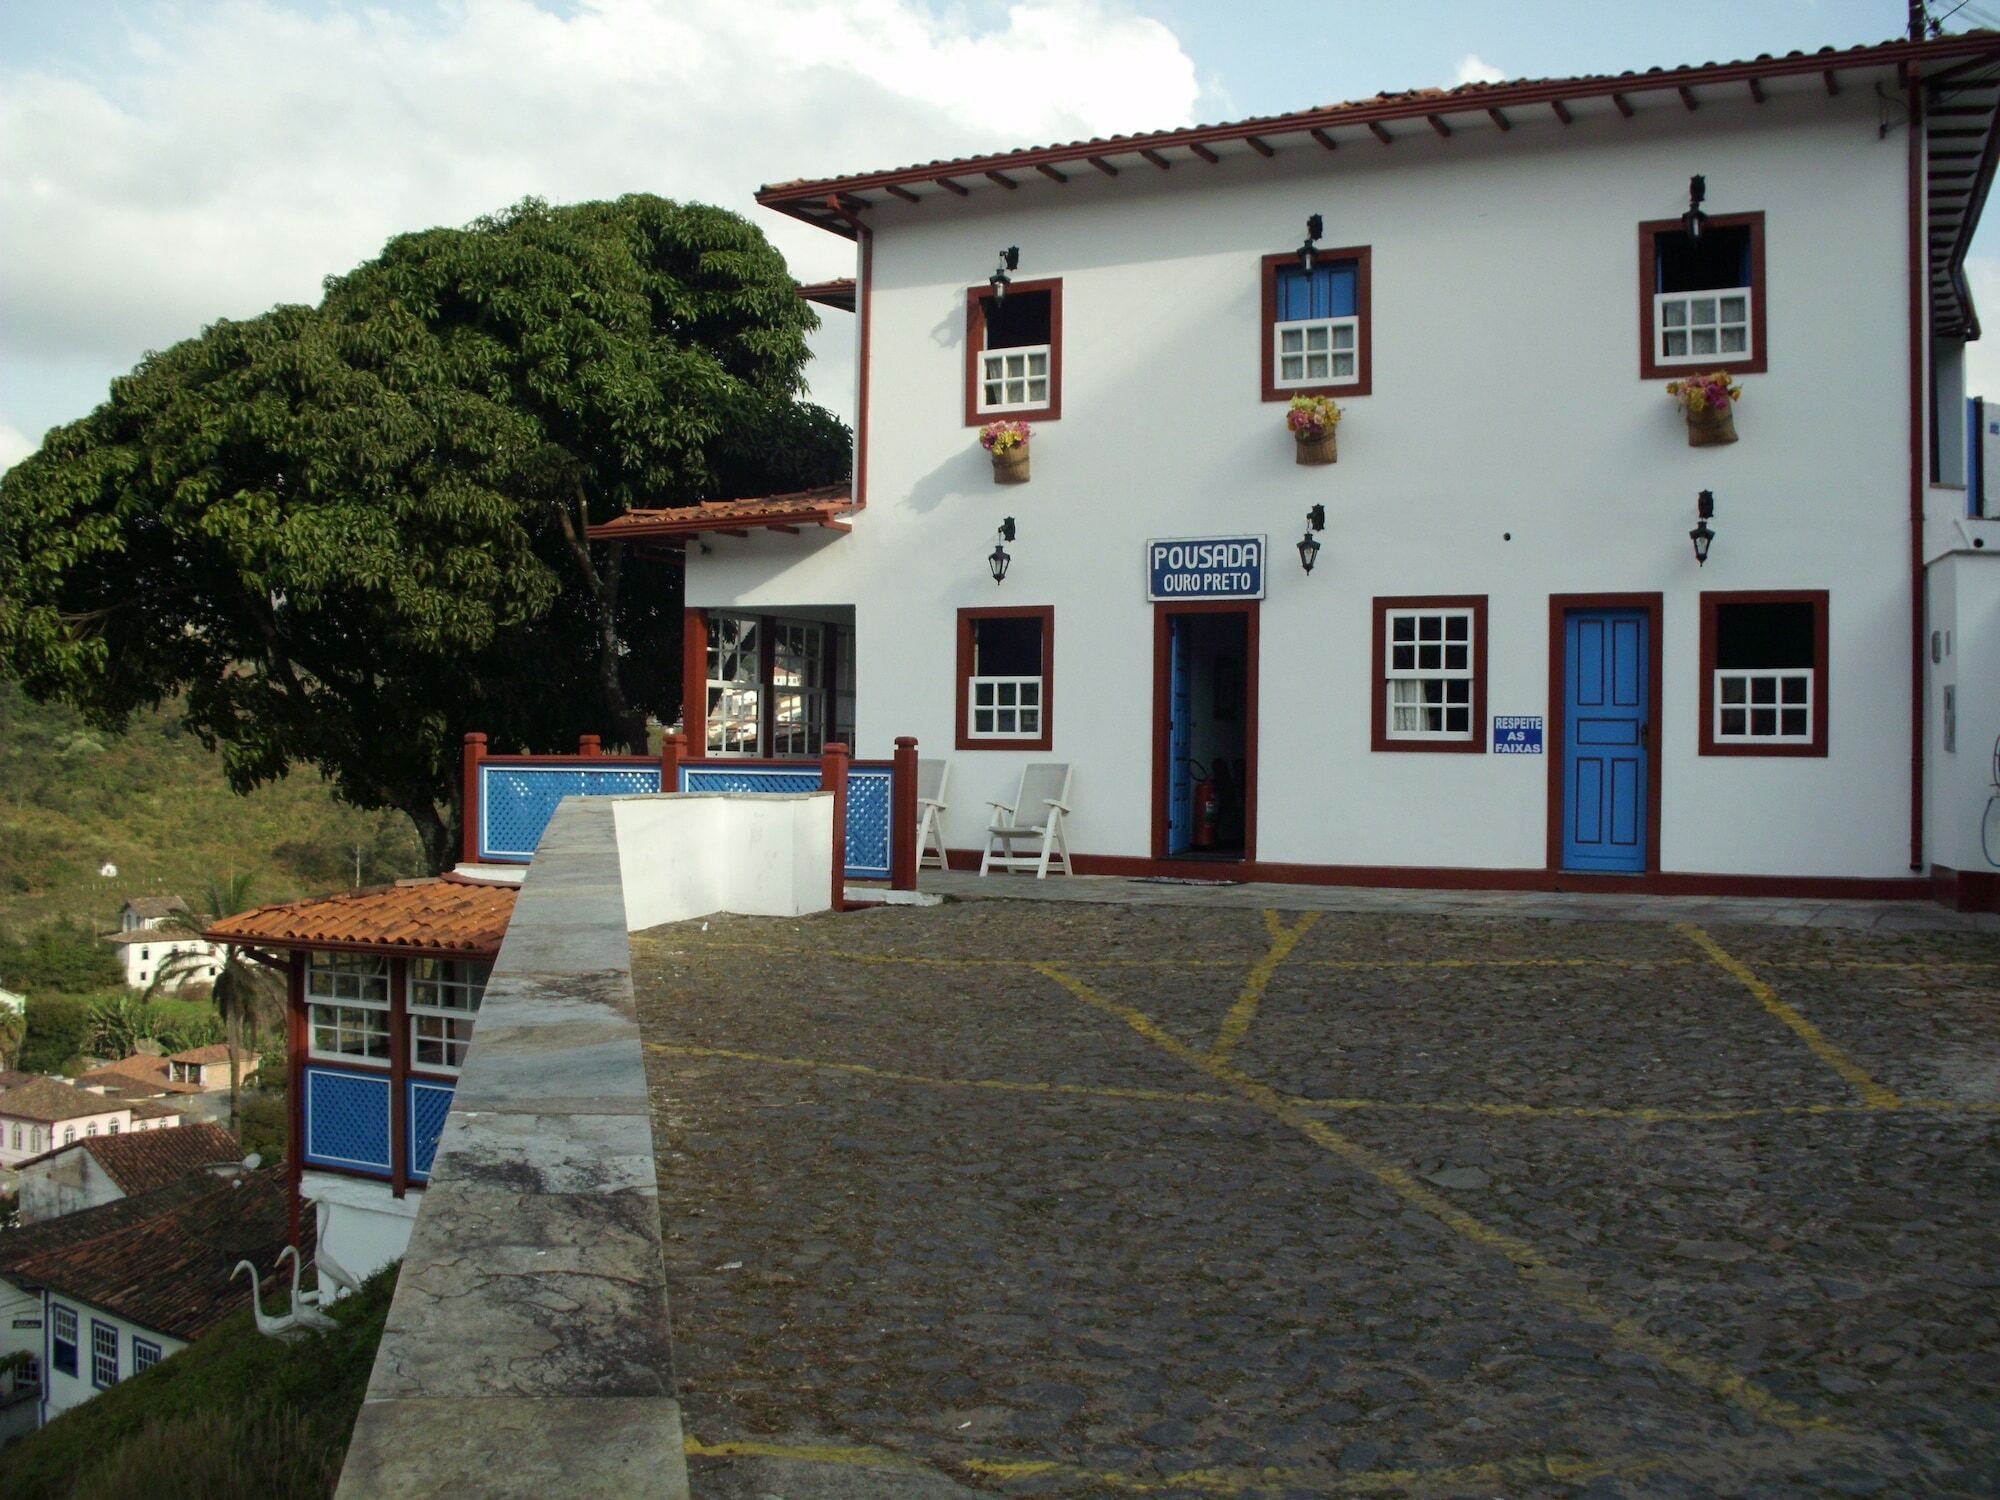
xmin=1294 ymin=428 xmax=1338 ymax=466
xmin=991 ymin=447 xmax=1030 ymax=484
xmin=1685 ymin=405 xmax=1738 ymax=447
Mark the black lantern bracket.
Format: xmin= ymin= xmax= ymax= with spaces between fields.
xmin=1297 ymin=503 xmax=1326 ymax=576
xmin=989 ymin=516 xmax=1016 ymax=584
xmin=1299 ymin=213 xmax=1324 ymax=274
xmin=1682 ymin=175 xmax=1708 ymax=240
xmin=990 ymin=246 xmax=1020 ymax=302
xmin=1689 ymin=488 xmax=1716 ymax=567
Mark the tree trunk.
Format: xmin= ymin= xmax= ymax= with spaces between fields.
xmin=226 ymin=1007 xmax=241 ymax=1140
xmin=409 ymin=798 xmax=453 ymax=876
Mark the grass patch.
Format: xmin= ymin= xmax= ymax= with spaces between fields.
xmin=0 ymin=1265 xmax=396 ymax=1499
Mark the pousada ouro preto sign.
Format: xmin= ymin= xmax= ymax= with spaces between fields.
xmin=1146 ymin=535 xmax=1266 ymax=601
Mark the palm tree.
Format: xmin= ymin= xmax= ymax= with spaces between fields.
xmin=147 ymin=874 xmax=279 ymax=1137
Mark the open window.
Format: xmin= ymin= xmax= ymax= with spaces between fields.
xmin=1699 ymin=591 xmax=1827 ymax=756
xmin=306 ymin=953 xmax=391 ymax=1065
xmin=409 ymin=958 xmax=489 ymax=1075
xmin=1639 ymin=213 xmax=1765 ymax=379
xmin=957 ymin=607 xmax=1053 ymax=750
xmin=1262 ymin=249 xmax=1372 ymax=400
xmin=697 ymin=611 xmax=854 ymax=758
xmin=965 ymin=279 xmax=1062 ymax=423
xmin=1370 ymin=596 xmax=1488 ymax=752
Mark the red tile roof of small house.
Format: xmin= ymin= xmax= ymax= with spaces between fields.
xmin=586 ymin=484 xmax=857 ymax=543
xmin=796 ymin=277 xmax=856 ymax=311
xmin=167 ymin=1044 xmax=259 ymax=1070
xmin=0 ymin=1167 xmax=305 ymax=1342
xmin=0 ymin=1070 xmax=33 ymax=1092
xmin=0 ymin=1076 xmax=134 ymax=1123
xmin=79 ymin=1055 xmax=204 ymax=1097
xmin=205 ymin=874 xmax=516 ymax=956
xmin=121 ymin=897 xmax=191 ymax=920
xmin=126 ymin=1099 xmax=184 ymax=1122
xmin=12 ymin=1123 xmax=242 ymax=1195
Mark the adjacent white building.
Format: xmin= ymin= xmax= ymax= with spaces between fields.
xmin=594 ymin=33 xmax=2000 ymax=910
xmin=14 ymin=1122 xmax=241 ymax=1223
xmin=106 ymin=897 xmax=225 ymax=993
xmin=0 ymin=1078 xmax=147 ymax=1168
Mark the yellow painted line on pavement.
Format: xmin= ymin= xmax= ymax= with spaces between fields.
xmin=684 ymin=1433 xmax=1666 ymax=1496
xmin=1210 ymin=910 xmax=1320 ymax=1062
xmin=646 ymin=1041 xmax=1240 ymax=1110
xmin=1677 ymin=925 xmax=1902 ymax=1110
xmin=1033 ymin=962 xmax=1837 ymax=1434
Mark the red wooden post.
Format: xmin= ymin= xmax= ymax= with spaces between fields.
xmin=388 ymin=958 xmax=409 ymax=1199
xmin=286 ymin=954 xmax=306 ymax=1249
xmin=661 ymin=731 xmax=684 ymax=794
xmin=460 ymin=733 xmax=487 ymax=864
xmin=578 ymin=734 xmax=601 ymax=756
xmin=891 ymin=736 xmax=920 ymax=891
xmin=820 ymin=741 xmax=850 ymax=912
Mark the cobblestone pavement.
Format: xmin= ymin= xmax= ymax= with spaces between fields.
xmin=633 ymin=900 xmax=2000 ymax=1499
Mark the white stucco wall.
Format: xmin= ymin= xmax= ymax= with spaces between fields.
xmin=0 ymin=1106 xmax=132 ymax=1168
xmin=119 ymin=936 xmax=224 ymax=992
xmin=1925 ymin=531 xmax=2000 ymax=874
xmin=611 ymin=793 xmax=834 ymax=928
xmin=303 ymin=1170 xmax=422 ymax=1293
xmin=17 ymin=1150 xmax=125 ymax=1224
xmin=693 ymin=89 xmax=1939 ymax=882
xmin=38 ymin=1291 xmax=185 ymax=1423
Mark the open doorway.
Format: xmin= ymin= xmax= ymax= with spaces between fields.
xmin=1154 ymin=605 xmax=1257 ymax=860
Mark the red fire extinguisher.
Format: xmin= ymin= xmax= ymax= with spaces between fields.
xmin=1191 ymin=762 xmax=1219 ymax=850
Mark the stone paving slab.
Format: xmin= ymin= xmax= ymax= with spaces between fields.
xmin=636 ymin=901 xmax=2000 ymax=1498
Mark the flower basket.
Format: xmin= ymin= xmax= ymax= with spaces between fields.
xmin=981 ymin=420 xmax=1031 ymax=484
xmin=1667 ymin=373 xmax=1742 ymax=448
xmin=1287 ymin=394 xmax=1341 ymax=466
xmin=1294 ymin=429 xmax=1338 ymax=465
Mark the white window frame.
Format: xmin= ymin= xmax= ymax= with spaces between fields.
xmin=133 ymin=1337 xmax=161 ymax=1375
xmin=52 ymin=1306 xmax=77 ymax=1377
xmin=91 ymin=1320 xmax=119 ymax=1389
xmin=1383 ymin=608 xmax=1477 ymax=741
xmin=1653 ymin=286 xmax=1753 ymax=366
xmin=967 ymin=676 xmax=1044 ymax=741
xmin=1713 ymin=668 xmax=1814 ymax=745
xmin=769 ymin=620 xmax=827 ymax=758
xmin=307 ymin=953 xmax=391 ymax=1065
xmin=976 ymin=344 xmax=1052 ymax=414
xmin=705 ymin=613 xmax=762 ymax=758
xmin=409 ymin=958 xmax=489 ymax=1076
xmin=1273 ymin=315 xmax=1361 ymax=389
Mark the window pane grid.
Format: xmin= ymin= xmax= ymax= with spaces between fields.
xmin=410 ymin=959 xmax=487 ymax=1074
xmin=977 ymin=344 xmax=1052 ymax=412
xmin=1384 ymin=609 xmax=1476 ymax=739
xmin=1274 ymin=316 xmax=1360 ymax=387
xmin=305 ymin=954 xmax=388 ymax=1005
xmin=310 ymin=1003 xmax=391 ymax=1062
xmin=1714 ymin=669 xmax=1813 ymax=742
xmin=1655 ymin=287 xmax=1752 ymax=363
xmin=968 ymin=676 xmax=1044 ymax=739
xmin=92 ymin=1323 xmax=118 ymax=1388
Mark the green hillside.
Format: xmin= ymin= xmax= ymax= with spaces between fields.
xmin=0 ymin=683 xmax=427 ymax=933
xmin=0 ymin=1265 xmax=395 ymax=1500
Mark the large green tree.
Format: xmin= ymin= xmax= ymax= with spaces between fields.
xmin=0 ymin=197 xmax=849 ymax=869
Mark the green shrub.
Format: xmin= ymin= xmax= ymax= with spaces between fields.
xmin=18 ymin=994 xmax=92 ymax=1073
xmin=0 ymin=918 xmax=121 ymax=995
xmin=238 ymin=1088 xmax=289 ymax=1161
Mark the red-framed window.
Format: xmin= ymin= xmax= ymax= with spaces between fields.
xmin=1699 ymin=590 xmax=1827 ymax=756
xmin=1638 ymin=212 xmax=1766 ymax=381
xmin=686 ymin=610 xmax=856 ymax=760
xmin=1370 ymin=595 xmax=1488 ymax=752
xmin=1262 ymin=248 xmax=1372 ymax=402
xmin=956 ymin=606 xmax=1054 ymax=751
xmin=964 ymin=279 xmax=1062 ymax=425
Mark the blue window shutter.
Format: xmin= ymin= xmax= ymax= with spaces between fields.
xmin=1325 ymin=262 xmax=1357 ymax=318
xmin=1276 ymin=261 xmax=1358 ymax=321
xmin=1275 ymin=266 xmax=1309 ymax=320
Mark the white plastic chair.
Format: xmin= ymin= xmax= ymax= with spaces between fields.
xmin=917 ymin=759 xmax=952 ymax=871
xmin=980 ymin=763 xmax=1074 ymax=878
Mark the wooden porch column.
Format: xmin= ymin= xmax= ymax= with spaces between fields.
xmin=577 ymin=734 xmax=601 ymax=756
xmin=820 ymin=741 xmax=850 ymax=912
xmin=891 ymin=736 xmax=919 ymax=891
xmin=460 ymin=733 xmax=487 ymax=864
xmin=388 ymin=959 xmax=409 ymax=1199
xmin=287 ymin=953 xmax=306 ymax=1249
xmin=660 ymin=731 xmax=684 ymax=794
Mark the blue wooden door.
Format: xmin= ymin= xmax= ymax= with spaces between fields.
xmin=1562 ymin=609 xmax=1649 ymax=873
xmin=1167 ymin=618 xmax=1194 ymax=853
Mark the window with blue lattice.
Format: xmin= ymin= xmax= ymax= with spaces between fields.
xmin=410 ymin=958 xmax=489 ymax=1073
xmin=1263 ymin=248 xmax=1371 ymax=400
xmin=308 ymin=953 xmax=390 ymax=1064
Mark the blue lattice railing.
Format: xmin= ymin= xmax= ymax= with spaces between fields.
xmin=408 ymin=1078 xmax=455 ymax=1182
xmin=679 ymin=763 xmax=893 ymax=879
xmin=479 ymin=762 xmax=663 ymax=861
xmin=303 ymin=1066 xmax=392 ymax=1177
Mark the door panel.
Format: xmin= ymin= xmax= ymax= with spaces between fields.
xmin=1167 ymin=618 xmax=1193 ymax=854
xmin=1562 ymin=609 xmax=1649 ymax=873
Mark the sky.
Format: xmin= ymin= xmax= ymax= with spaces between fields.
xmin=4 ymin=0 xmax=2000 ymax=470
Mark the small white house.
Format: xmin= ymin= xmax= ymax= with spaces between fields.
xmin=0 ymin=988 xmax=24 ymax=1018
xmin=105 ymin=897 xmax=225 ymax=993
xmin=0 ymin=1078 xmax=140 ymax=1168
xmin=594 ymin=32 xmax=2000 ymax=912
xmin=14 ymin=1122 xmax=240 ymax=1223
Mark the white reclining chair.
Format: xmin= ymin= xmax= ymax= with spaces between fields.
xmin=917 ymin=758 xmax=952 ymax=870
xmin=980 ymin=763 xmax=1074 ymax=878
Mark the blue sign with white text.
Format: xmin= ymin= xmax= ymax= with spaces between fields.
xmin=1493 ymin=715 xmax=1544 ymax=754
xmin=1146 ymin=535 xmax=1266 ymax=601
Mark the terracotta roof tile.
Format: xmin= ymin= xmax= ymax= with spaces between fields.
xmin=206 ymin=875 xmax=515 ymax=955
xmin=756 ymin=34 xmax=1996 ymax=210
xmin=0 ymin=1167 xmax=305 ymax=1342
xmin=122 ymin=897 xmax=190 ymax=920
xmin=127 ymin=1098 xmax=185 ymax=1121
xmin=14 ymin=1123 xmax=242 ymax=1196
xmin=0 ymin=1076 xmax=132 ymax=1123
xmin=167 ymin=1044 xmax=259 ymax=1068
xmin=75 ymin=1066 xmax=202 ymax=1098
xmin=797 ymin=277 xmax=856 ymax=311
xmin=587 ymin=484 xmax=856 ymax=542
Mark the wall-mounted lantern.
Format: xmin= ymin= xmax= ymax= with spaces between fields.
xmin=1298 ymin=214 xmax=1324 ymax=274
xmin=1689 ymin=489 xmax=1716 ymax=566
xmin=1682 ymin=175 xmax=1708 ymax=240
xmin=989 ymin=516 xmax=1016 ymax=584
xmin=1297 ymin=503 xmax=1326 ymax=575
xmin=989 ymin=246 xmax=1020 ymax=303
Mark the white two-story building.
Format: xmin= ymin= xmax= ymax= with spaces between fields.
xmin=594 ymin=34 xmax=2000 ymax=908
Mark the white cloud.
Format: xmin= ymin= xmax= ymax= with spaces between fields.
xmin=0 ymin=0 xmax=1200 ymax=442
xmin=1454 ymin=53 xmax=1505 ymax=86
xmin=0 ymin=422 xmax=32 ymax=474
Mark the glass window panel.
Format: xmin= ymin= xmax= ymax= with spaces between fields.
xmin=1720 ymin=296 xmax=1747 ymax=321
xmin=1665 ymin=331 xmax=1688 ymax=356
xmin=1280 ymin=355 xmax=1303 ymax=380
xmin=1332 ymin=353 xmax=1355 ymax=377
xmin=1663 ymin=302 xmax=1687 ymax=327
